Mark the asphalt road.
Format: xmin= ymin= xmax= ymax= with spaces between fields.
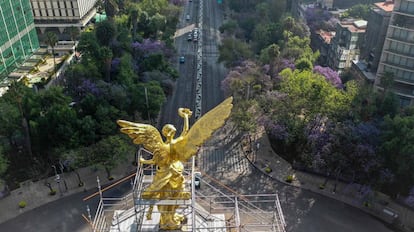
xmin=219 ymin=167 xmax=395 ymax=232
xmin=0 ymin=181 xmax=133 ymax=232
xmin=158 ymin=0 xmax=226 ymax=130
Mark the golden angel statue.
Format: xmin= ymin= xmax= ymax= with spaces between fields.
xmin=116 ymin=97 xmax=233 ymax=230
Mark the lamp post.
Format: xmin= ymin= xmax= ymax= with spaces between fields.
xmin=59 ymin=160 xmax=68 ymax=191
xmin=52 ymin=165 xmax=63 ymax=196
xmin=144 ymin=87 xmax=151 ymax=123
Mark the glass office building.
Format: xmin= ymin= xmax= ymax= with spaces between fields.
xmin=0 ymin=0 xmax=39 ymax=79
xmin=376 ymin=0 xmax=414 ymax=106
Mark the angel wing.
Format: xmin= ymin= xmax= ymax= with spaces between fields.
xmin=174 ymin=97 xmax=233 ymax=161
xmin=117 ymin=120 xmax=164 ymax=153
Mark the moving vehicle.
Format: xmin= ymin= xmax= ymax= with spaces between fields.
xmin=179 ymin=56 xmax=185 ymax=63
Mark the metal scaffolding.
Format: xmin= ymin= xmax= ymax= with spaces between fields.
xmin=85 ymin=148 xmax=286 ymax=232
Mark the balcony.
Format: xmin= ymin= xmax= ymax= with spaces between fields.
xmin=391 ymin=13 xmax=414 ymax=30
xmin=384 ymin=48 xmax=414 ymax=58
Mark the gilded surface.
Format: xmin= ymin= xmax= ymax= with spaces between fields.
xmin=117 ymin=97 xmax=233 ymax=230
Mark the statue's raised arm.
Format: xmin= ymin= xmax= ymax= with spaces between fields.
xmin=174 ymin=97 xmax=233 ymax=161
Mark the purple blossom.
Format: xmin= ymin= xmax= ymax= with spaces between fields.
xmin=313 ymin=65 xmax=343 ymax=88
xmin=404 ymin=187 xmax=414 ymax=207
xmin=262 ymin=64 xmax=270 ymax=74
xmin=379 ymin=169 xmax=394 ymax=184
xmin=281 ymin=58 xmax=296 ymax=71
xmin=132 ymin=39 xmax=165 ymax=55
xmin=111 ymin=58 xmax=121 ymax=73
xmin=77 ymin=79 xmax=100 ymax=97
xmin=259 ymin=116 xmax=289 ymax=140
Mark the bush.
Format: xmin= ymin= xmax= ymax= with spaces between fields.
xmin=363 ymin=201 xmax=371 ymax=207
xmin=18 ymin=200 xmax=27 ymax=208
xmin=319 ymin=184 xmax=325 ymax=189
xmin=49 ymin=189 xmax=57 ymax=196
xmin=264 ymin=167 xmax=272 ymax=173
xmin=286 ymin=175 xmax=294 ymax=183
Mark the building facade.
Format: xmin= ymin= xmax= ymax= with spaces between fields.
xmin=30 ymin=0 xmax=97 ymax=43
xmin=327 ymin=19 xmax=367 ymax=74
xmin=0 ymin=0 xmax=40 ymax=79
xmin=317 ymin=0 xmax=334 ymax=10
xmin=375 ymin=0 xmax=414 ymax=107
xmin=362 ymin=1 xmax=394 ymax=73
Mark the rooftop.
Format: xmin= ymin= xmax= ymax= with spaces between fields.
xmin=340 ymin=19 xmax=367 ymax=33
xmin=375 ymin=1 xmax=394 ymax=12
xmin=316 ymin=29 xmax=336 ymax=44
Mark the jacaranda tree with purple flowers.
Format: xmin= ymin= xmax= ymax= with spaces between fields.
xmin=313 ymin=65 xmax=343 ymax=88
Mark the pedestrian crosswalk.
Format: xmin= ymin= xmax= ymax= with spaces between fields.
xmin=198 ymin=145 xmax=249 ymax=174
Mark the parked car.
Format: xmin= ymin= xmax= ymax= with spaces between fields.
xmin=187 ymin=32 xmax=192 ymax=41
xmin=186 ymin=14 xmax=190 ymax=21
xmin=179 ymin=56 xmax=185 ymax=63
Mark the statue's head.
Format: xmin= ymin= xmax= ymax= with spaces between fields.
xmin=162 ymin=124 xmax=176 ymax=138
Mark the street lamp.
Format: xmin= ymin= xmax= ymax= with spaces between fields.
xmin=59 ymin=160 xmax=68 ymax=191
xmin=52 ymin=165 xmax=63 ymax=196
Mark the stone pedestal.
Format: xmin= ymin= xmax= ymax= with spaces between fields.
xmin=141 ymin=206 xmax=160 ymax=231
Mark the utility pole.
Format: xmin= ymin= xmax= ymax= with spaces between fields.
xmin=144 ymin=87 xmax=151 ymax=123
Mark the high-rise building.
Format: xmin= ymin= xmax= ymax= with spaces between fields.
xmin=30 ymin=0 xmax=97 ymax=43
xmin=362 ymin=1 xmax=394 ymax=73
xmin=375 ymin=0 xmax=414 ymax=107
xmin=0 ymin=0 xmax=40 ymax=79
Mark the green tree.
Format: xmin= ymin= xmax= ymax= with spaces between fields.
xmin=90 ymin=135 xmax=134 ymax=179
xmin=342 ymin=4 xmax=371 ymax=20
xmin=281 ymin=31 xmax=319 ymax=63
xmin=115 ymin=53 xmax=136 ymax=85
xmin=149 ymin=13 xmax=167 ymax=39
xmin=129 ymin=81 xmax=165 ymax=120
xmin=0 ymin=100 xmax=20 ymax=146
xmin=0 ymin=146 xmax=8 ymax=177
xmin=76 ymin=115 xmax=97 ymax=146
xmin=252 ymin=23 xmax=281 ymax=52
xmin=77 ymin=31 xmax=100 ymax=59
xmin=46 ymin=32 xmax=58 ymax=73
xmin=139 ymin=0 xmax=168 ymax=16
xmin=29 ymin=87 xmax=78 ymax=153
xmin=219 ymin=20 xmax=239 ymax=34
xmin=95 ymin=20 xmax=117 ymax=47
xmin=128 ymin=3 xmax=141 ymax=40
xmin=380 ymin=114 xmax=414 ymax=195
xmin=259 ymin=44 xmax=280 ymax=65
xmin=3 ymin=82 xmax=34 ymax=158
xmin=261 ymin=68 xmax=355 ymax=158
xmin=218 ymin=38 xmax=253 ymax=68
xmin=100 ymin=46 xmax=113 ymax=82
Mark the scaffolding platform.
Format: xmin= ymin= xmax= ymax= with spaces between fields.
xmin=85 ymin=148 xmax=286 ymax=232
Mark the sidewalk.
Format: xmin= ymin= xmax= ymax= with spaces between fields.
xmin=0 ymin=158 xmax=136 ymax=224
xmin=244 ymin=129 xmax=414 ymax=232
